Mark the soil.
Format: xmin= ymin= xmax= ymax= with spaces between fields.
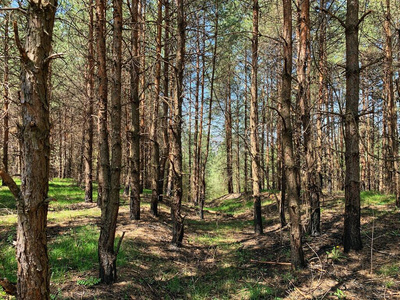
xmin=2 ymin=192 xmax=400 ymax=299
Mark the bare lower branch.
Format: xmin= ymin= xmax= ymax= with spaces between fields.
xmin=13 ymin=21 xmax=29 ymax=63
xmin=44 ymin=53 xmax=65 ymax=64
xmin=0 ymin=169 xmax=21 ymax=200
xmin=0 ymin=7 xmax=27 ymax=14
xmin=357 ymin=10 xmax=373 ymax=28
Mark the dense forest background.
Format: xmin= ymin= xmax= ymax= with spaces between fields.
xmin=1 ymin=0 xmax=400 ymax=299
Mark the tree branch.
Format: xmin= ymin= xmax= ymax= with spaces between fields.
xmin=44 ymin=53 xmax=65 ymax=64
xmin=0 ymin=169 xmax=21 ymax=200
xmin=13 ymin=21 xmax=29 ymax=64
xmin=0 ymin=7 xmax=27 ymax=14
xmin=320 ymin=7 xmax=346 ymax=28
xmin=357 ymin=10 xmax=372 ymax=28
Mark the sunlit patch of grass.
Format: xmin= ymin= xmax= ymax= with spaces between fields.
xmin=378 ymin=263 xmax=400 ymax=277
xmin=204 ymin=194 xmax=273 ymax=216
xmin=49 ymin=178 xmax=91 ymax=209
xmin=0 ymin=179 xmax=20 ymax=213
xmin=47 ymin=207 xmax=100 ymax=222
xmin=0 ymin=236 xmax=17 ymax=282
xmin=50 ymin=224 xmax=128 ymax=283
xmin=361 ymin=191 xmax=394 ymax=206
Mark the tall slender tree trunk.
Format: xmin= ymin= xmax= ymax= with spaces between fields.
xmin=251 ymin=0 xmax=262 ymax=234
xmin=129 ymin=0 xmax=141 ymax=220
xmin=235 ymin=92 xmax=241 ymax=193
xmin=2 ymin=14 xmax=9 ymax=187
xmin=244 ymin=53 xmax=249 ymax=194
xmin=97 ymin=0 xmax=123 ymax=283
xmin=281 ymin=0 xmax=305 ymax=268
xmin=13 ymin=1 xmax=57 ymax=298
xmin=297 ymin=0 xmax=320 ymax=236
xmin=317 ymin=0 xmax=326 ymax=195
xmin=343 ymin=0 xmax=362 ymax=253
xmin=150 ymin=0 xmax=162 ymax=216
xmin=191 ymin=14 xmax=201 ymax=205
xmin=159 ymin=0 xmax=170 ymax=204
xmin=85 ymin=0 xmax=95 ymax=202
xmin=225 ymin=70 xmax=233 ymax=194
xmin=171 ymin=0 xmax=185 ymax=246
xmin=383 ymin=0 xmax=398 ymax=203
xmin=96 ymin=0 xmax=109 ymax=208
xmin=199 ymin=0 xmax=218 ymax=219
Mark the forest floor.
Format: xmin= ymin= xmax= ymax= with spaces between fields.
xmin=1 ymin=180 xmax=400 ymax=299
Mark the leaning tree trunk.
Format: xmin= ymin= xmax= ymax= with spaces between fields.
xmin=343 ymin=0 xmax=362 ymax=253
xmin=13 ymin=1 xmax=57 ymax=298
xmin=281 ymin=0 xmax=305 ymax=269
xmin=170 ymin=0 xmax=186 ymax=246
xmin=251 ymin=0 xmax=263 ymax=234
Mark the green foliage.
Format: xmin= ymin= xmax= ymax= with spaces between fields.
xmin=332 ymin=288 xmax=346 ymax=299
xmin=378 ymin=264 xmax=400 ymax=277
xmin=246 ymin=282 xmax=274 ymax=300
xmin=76 ymin=276 xmax=101 ymax=286
xmin=49 ymin=178 xmax=98 ymax=209
xmin=326 ymin=246 xmax=346 ymax=262
xmin=361 ymin=191 xmax=394 ymax=206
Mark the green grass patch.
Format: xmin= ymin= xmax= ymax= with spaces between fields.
xmin=361 ymin=191 xmax=395 ymax=206
xmin=205 ymin=195 xmax=273 ymax=215
xmin=49 ymin=178 xmax=98 ymax=209
xmin=378 ymin=263 xmax=400 ymax=277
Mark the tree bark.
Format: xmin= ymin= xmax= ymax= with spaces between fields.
xmin=170 ymin=0 xmax=185 ymax=246
xmin=225 ymin=70 xmax=233 ymax=194
xmin=158 ymin=0 xmax=170 ymax=204
xmin=281 ymin=0 xmax=305 ymax=269
xmin=97 ymin=0 xmax=123 ymax=283
xmin=199 ymin=0 xmax=218 ymax=219
xmin=251 ymin=0 xmax=262 ymax=235
xmin=14 ymin=1 xmax=57 ymax=298
xmin=129 ymin=0 xmax=141 ymax=220
xmin=84 ymin=0 xmax=95 ymax=203
xmin=150 ymin=0 xmax=162 ymax=216
xmin=296 ymin=0 xmax=320 ymax=236
xmin=343 ymin=0 xmax=362 ymax=253
xmin=2 ymin=13 xmax=10 ymax=187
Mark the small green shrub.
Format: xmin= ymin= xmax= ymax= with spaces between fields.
xmin=77 ymin=276 xmax=101 ymax=286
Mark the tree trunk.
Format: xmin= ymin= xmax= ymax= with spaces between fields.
xmin=296 ymin=0 xmax=320 ymax=236
xmin=159 ymin=0 xmax=170 ymax=205
xmin=129 ymin=0 xmax=141 ymax=220
xmin=251 ymin=0 xmax=262 ymax=234
xmin=150 ymin=0 xmax=162 ymax=216
xmin=383 ymin=0 xmax=398 ymax=202
xmin=85 ymin=0 xmax=95 ymax=203
xmin=225 ymin=71 xmax=233 ymax=194
xmin=97 ymin=0 xmax=123 ymax=283
xmin=281 ymin=0 xmax=305 ymax=269
xmin=170 ymin=0 xmax=185 ymax=246
xmin=199 ymin=0 xmax=218 ymax=219
xmin=191 ymin=14 xmax=201 ymax=205
xmin=343 ymin=0 xmax=362 ymax=253
xmin=2 ymin=13 xmax=10 ymax=187
xmin=14 ymin=1 xmax=57 ymax=298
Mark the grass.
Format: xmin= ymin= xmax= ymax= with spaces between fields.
xmin=361 ymin=191 xmax=395 ymax=206
xmin=204 ymin=194 xmax=273 ymax=215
